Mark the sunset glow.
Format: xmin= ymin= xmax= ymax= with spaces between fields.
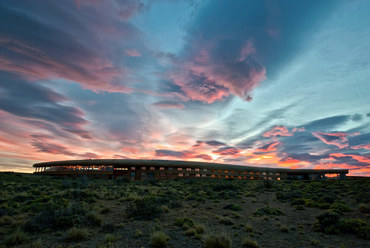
xmin=0 ymin=0 xmax=369 ymax=176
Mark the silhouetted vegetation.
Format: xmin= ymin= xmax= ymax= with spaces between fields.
xmin=0 ymin=172 xmax=369 ymax=247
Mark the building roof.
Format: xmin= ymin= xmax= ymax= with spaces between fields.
xmin=33 ymin=159 xmax=349 ymax=174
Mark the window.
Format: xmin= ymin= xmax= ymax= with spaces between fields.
xmin=195 ymin=168 xmax=200 ymax=171
xmin=186 ymin=168 xmax=192 ymax=171
xmin=150 ymin=167 xmax=155 ymax=171
xmin=131 ymin=167 xmax=135 ymax=170
xmin=178 ymin=173 xmax=183 ymax=177
xmin=160 ymin=167 xmax=165 ymax=170
xmin=177 ymin=168 xmax=182 ymax=171
xmin=196 ymin=174 xmax=200 ymax=177
xmin=141 ymin=167 xmax=146 ymax=170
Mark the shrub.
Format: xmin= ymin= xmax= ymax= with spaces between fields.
xmin=253 ymin=207 xmax=285 ymax=216
xmin=24 ymin=202 xmax=99 ymax=232
xmin=245 ymin=192 xmax=256 ymax=197
xmin=126 ymin=196 xmax=163 ymax=220
xmin=218 ymin=216 xmax=233 ymax=225
xmin=65 ymin=227 xmax=89 ymax=242
xmin=291 ymin=198 xmax=305 ymax=206
xmin=185 ymin=228 xmax=197 ymax=236
xmin=242 ymin=237 xmax=259 ymax=248
xmin=245 ymin=224 xmax=253 ymax=232
xmin=329 ymin=203 xmax=351 ymax=214
xmin=224 ymin=204 xmax=242 ymax=211
xmin=295 ymin=205 xmax=305 ymax=210
xmin=304 ymin=199 xmax=316 ymax=207
xmin=134 ymin=229 xmax=143 ymax=238
xmin=359 ymin=203 xmax=370 ymax=213
xmin=194 ymin=224 xmax=205 ymax=234
xmin=313 ymin=211 xmax=341 ymax=234
xmin=175 ymin=217 xmax=194 ymax=228
xmin=4 ymin=228 xmax=28 ymax=246
xmin=151 ymin=231 xmax=170 ymax=248
xmin=204 ymin=235 xmax=232 ymax=248
xmin=338 ymin=218 xmax=370 ymax=239
xmin=104 ymin=234 xmax=117 ymax=244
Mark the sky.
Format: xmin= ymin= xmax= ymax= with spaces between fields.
xmin=0 ymin=0 xmax=369 ymax=176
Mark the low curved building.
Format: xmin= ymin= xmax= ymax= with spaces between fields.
xmin=33 ymin=159 xmax=348 ymax=180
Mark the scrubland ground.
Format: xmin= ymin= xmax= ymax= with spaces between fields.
xmin=0 ymin=173 xmax=369 ymax=248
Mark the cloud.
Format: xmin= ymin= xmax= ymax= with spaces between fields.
xmin=152 ymin=101 xmax=185 ymax=109
xmin=303 ymin=115 xmax=350 ymax=131
xmin=212 ymin=146 xmax=240 ymax=156
xmin=125 ymin=49 xmax=142 ymax=57
xmin=352 ymin=113 xmax=363 ymax=122
xmin=255 ymin=142 xmax=281 ymax=152
xmin=351 ymin=144 xmax=370 ymax=150
xmin=262 ymin=126 xmax=293 ymax=138
xmin=312 ymin=131 xmax=359 ymax=149
xmin=0 ymin=0 xmax=149 ymax=93
xmin=0 ymin=72 xmax=92 ymax=139
xmin=193 ymin=140 xmax=227 ymax=147
xmin=154 ymin=149 xmax=212 ymax=161
xmin=162 ymin=0 xmax=336 ymax=103
xmin=31 ymin=141 xmax=77 ymax=156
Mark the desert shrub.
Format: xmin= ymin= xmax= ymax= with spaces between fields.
xmin=185 ymin=228 xmax=197 ymax=236
xmin=295 ymin=205 xmax=305 ymax=210
xmin=86 ymin=211 xmax=102 ymax=227
xmin=291 ymin=198 xmax=305 ymax=205
xmin=338 ymin=218 xmax=370 ymax=239
xmin=194 ymin=224 xmax=205 ymax=234
xmin=224 ymin=203 xmax=242 ymax=211
xmin=4 ymin=228 xmax=28 ymax=246
xmin=276 ymin=190 xmax=302 ymax=201
xmin=24 ymin=201 xmax=100 ymax=233
xmin=104 ymin=234 xmax=117 ymax=244
xmin=151 ymin=231 xmax=170 ymax=248
xmin=175 ymin=217 xmax=194 ymax=228
xmin=134 ymin=229 xmax=143 ymax=238
xmin=245 ymin=192 xmax=256 ymax=197
xmin=329 ymin=203 xmax=351 ymax=214
xmin=217 ymin=216 xmax=233 ymax=225
xmin=245 ymin=224 xmax=253 ymax=232
xmin=65 ymin=227 xmax=89 ymax=242
xmin=204 ymin=235 xmax=232 ymax=248
xmin=304 ymin=199 xmax=317 ymax=207
xmin=242 ymin=237 xmax=259 ymax=248
xmin=359 ymin=203 xmax=370 ymax=213
xmin=253 ymin=207 xmax=285 ymax=216
xmin=313 ymin=211 xmax=341 ymax=234
xmin=126 ymin=196 xmax=163 ymax=220
xmin=318 ymin=194 xmax=337 ymax=204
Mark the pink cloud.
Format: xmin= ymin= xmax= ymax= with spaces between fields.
xmin=152 ymin=102 xmax=185 ymax=109
xmin=312 ymin=131 xmax=359 ymax=149
xmin=262 ymin=126 xmax=293 ymax=138
xmin=351 ymin=144 xmax=370 ymax=150
xmin=212 ymin=147 xmax=240 ymax=156
xmin=125 ymin=49 xmax=141 ymax=57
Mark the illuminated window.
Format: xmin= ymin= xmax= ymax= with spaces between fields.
xmin=160 ymin=167 xmax=164 ymax=170
xmin=195 ymin=168 xmax=200 ymax=171
xmin=177 ymin=168 xmax=182 ymax=171
xmin=186 ymin=168 xmax=192 ymax=171
xmin=131 ymin=167 xmax=135 ymax=170
xmin=196 ymin=174 xmax=200 ymax=177
xmin=202 ymin=174 xmax=207 ymax=177
xmin=141 ymin=167 xmax=146 ymax=170
xmin=178 ymin=173 xmax=183 ymax=177
xmin=150 ymin=167 xmax=155 ymax=171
